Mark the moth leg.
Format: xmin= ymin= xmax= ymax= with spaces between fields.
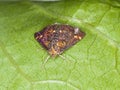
xmin=59 ymin=54 xmax=66 ymax=60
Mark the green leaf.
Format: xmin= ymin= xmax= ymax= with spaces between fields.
xmin=0 ymin=1 xmax=120 ymax=90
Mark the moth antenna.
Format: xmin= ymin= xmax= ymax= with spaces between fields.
xmin=43 ymin=55 xmax=51 ymax=65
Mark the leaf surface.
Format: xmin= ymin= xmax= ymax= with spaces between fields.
xmin=0 ymin=1 xmax=120 ymax=90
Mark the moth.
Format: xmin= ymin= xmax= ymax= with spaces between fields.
xmin=34 ymin=24 xmax=85 ymax=57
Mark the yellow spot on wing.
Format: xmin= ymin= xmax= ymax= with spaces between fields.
xmin=74 ymin=35 xmax=82 ymax=40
